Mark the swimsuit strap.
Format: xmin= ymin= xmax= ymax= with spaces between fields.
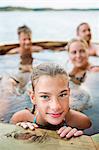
xmin=33 ymin=115 xmax=37 ymax=124
xmin=33 ymin=116 xmax=67 ymax=130
xmin=33 ymin=112 xmax=39 ymax=124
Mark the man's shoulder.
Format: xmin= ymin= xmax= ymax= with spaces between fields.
xmin=92 ymin=43 xmax=99 ymax=49
xmin=91 ymin=43 xmax=99 ymax=56
xmin=88 ymin=43 xmax=99 ymax=56
xmin=7 ymin=47 xmax=20 ymax=54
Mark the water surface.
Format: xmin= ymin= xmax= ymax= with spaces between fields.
xmin=0 ymin=50 xmax=99 ymax=135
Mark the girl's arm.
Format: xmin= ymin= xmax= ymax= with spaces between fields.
xmin=66 ymin=109 xmax=91 ymax=129
xmin=57 ymin=109 xmax=91 ymax=139
xmin=10 ymin=109 xmax=38 ymax=130
xmin=10 ymin=109 xmax=34 ymax=124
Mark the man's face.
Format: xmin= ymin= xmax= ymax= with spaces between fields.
xmin=19 ymin=32 xmax=32 ymax=50
xmin=77 ymin=24 xmax=91 ymax=43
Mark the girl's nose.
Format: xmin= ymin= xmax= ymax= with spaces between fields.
xmin=49 ymin=98 xmax=61 ymax=111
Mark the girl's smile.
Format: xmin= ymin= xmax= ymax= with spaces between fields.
xmin=48 ymin=112 xmax=63 ymax=118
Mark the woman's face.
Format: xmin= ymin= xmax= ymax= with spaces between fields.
xmin=69 ymin=41 xmax=89 ymax=68
xmin=33 ymin=75 xmax=69 ymax=125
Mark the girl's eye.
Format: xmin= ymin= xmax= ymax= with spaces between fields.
xmin=59 ymin=93 xmax=68 ymax=97
xmin=40 ymin=95 xmax=49 ymax=100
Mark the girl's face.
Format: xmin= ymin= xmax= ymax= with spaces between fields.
xmin=33 ymin=75 xmax=69 ymax=125
xmin=69 ymin=41 xmax=88 ymax=68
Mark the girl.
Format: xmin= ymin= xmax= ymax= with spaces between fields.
xmin=11 ymin=63 xmax=91 ymax=139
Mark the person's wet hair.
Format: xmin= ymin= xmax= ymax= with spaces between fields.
xmin=17 ymin=25 xmax=32 ymax=36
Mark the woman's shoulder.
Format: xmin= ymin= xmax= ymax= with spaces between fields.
xmin=88 ymin=65 xmax=99 ymax=72
xmin=10 ymin=109 xmax=34 ymax=124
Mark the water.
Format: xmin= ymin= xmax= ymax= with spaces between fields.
xmin=0 ymin=10 xmax=99 ymax=44
xmin=0 ymin=50 xmax=99 ymax=135
xmin=0 ymin=10 xmax=99 ymax=135
xmin=82 ymin=72 xmax=99 ymax=135
xmin=0 ymin=50 xmax=69 ymax=75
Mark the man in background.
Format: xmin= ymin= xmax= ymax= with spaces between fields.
xmin=17 ymin=25 xmax=33 ymax=72
xmin=17 ymin=25 xmax=34 ymax=73
xmin=76 ymin=22 xmax=99 ymax=56
xmin=9 ymin=25 xmax=43 ymax=72
xmin=8 ymin=25 xmax=34 ymax=88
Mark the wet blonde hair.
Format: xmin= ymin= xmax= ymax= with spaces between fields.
xmin=67 ymin=38 xmax=88 ymax=52
xmin=31 ymin=63 xmax=68 ymax=91
xmin=17 ymin=25 xmax=32 ymax=37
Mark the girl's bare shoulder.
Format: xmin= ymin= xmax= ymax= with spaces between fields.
xmin=10 ymin=109 xmax=34 ymax=124
xmin=65 ymin=109 xmax=91 ymax=129
xmin=67 ymin=109 xmax=90 ymax=120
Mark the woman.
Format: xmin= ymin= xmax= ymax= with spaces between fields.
xmin=67 ymin=38 xmax=99 ymax=85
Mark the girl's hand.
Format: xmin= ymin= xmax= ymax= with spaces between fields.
xmin=16 ymin=122 xmax=38 ymax=130
xmin=57 ymin=126 xmax=83 ymax=139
